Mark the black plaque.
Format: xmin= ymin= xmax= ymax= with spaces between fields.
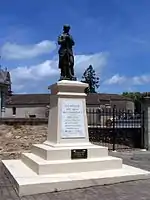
xmin=71 ymin=149 xmax=87 ymax=159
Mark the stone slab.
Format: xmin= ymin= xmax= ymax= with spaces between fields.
xmin=31 ymin=144 xmax=108 ymax=160
xmin=2 ymin=160 xmax=150 ymax=196
xmin=21 ymin=153 xmax=122 ymax=175
xmin=50 ymin=80 xmax=89 ymax=95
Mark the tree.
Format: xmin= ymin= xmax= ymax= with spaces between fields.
xmin=81 ymin=65 xmax=100 ymax=93
xmin=122 ymin=92 xmax=142 ymax=113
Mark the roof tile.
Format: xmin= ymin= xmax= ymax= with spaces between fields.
xmin=6 ymin=93 xmax=133 ymax=105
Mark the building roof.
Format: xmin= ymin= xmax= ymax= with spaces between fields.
xmin=86 ymin=93 xmax=132 ymax=105
xmin=6 ymin=94 xmax=50 ymax=105
xmin=6 ymin=93 xmax=133 ymax=106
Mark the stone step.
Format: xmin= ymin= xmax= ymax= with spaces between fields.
xmin=21 ymin=153 xmax=122 ymax=175
xmin=3 ymin=159 xmax=150 ymax=196
xmin=31 ymin=143 xmax=108 ymax=160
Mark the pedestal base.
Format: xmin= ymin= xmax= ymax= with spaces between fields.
xmin=20 ymin=144 xmax=122 ymax=175
xmin=3 ymin=160 xmax=150 ymax=196
xmin=2 ymin=81 xmax=150 ymax=196
xmin=2 ymin=143 xmax=150 ymax=196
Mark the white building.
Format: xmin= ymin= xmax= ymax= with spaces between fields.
xmin=4 ymin=93 xmax=134 ymax=118
xmin=0 ymin=69 xmax=134 ymax=118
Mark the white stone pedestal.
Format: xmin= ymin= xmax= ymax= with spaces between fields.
xmin=2 ymin=80 xmax=150 ymax=196
xmin=44 ymin=80 xmax=90 ymax=147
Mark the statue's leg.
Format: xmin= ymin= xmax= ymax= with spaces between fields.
xmin=63 ymin=58 xmax=68 ymax=78
xmin=59 ymin=56 xmax=65 ymax=80
xmin=70 ymin=66 xmax=74 ymax=77
xmin=66 ymin=64 xmax=70 ymax=79
xmin=61 ymin=55 xmax=68 ymax=79
xmin=70 ymin=55 xmax=74 ymax=77
xmin=64 ymin=53 xmax=70 ymax=79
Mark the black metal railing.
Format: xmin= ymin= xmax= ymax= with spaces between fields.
xmin=0 ymin=107 xmax=145 ymax=150
xmin=87 ymin=107 xmax=145 ymax=150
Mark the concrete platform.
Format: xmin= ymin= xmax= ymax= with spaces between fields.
xmin=31 ymin=143 xmax=108 ymax=160
xmin=3 ymin=160 xmax=150 ymax=196
xmin=21 ymin=153 xmax=122 ymax=175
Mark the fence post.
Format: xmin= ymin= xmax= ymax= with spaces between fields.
xmin=141 ymin=110 xmax=145 ymax=149
xmin=112 ymin=105 xmax=116 ymax=151
xmin=141 ymin=97 xmax=150 ymax=150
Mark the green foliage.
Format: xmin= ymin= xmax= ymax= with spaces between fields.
xmin=81 ymin=65 xmax=100 ymax=93
xmin=122 ymin=92 xmax=142 ymax=101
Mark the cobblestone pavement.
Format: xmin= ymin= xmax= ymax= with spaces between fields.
xmin=1 ymin=151 xmax=150 ymax=200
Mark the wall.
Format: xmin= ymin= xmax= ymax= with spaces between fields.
xmin=141 ymin=98 xmax=150 ymax=149
xmin=4 ymin=105 xmax=47 ymax=118
xmin=125 ymin=101 xmax=135 ymax=111
xmin=86 ymin=100 xmax=134 ymax=126
xmin=4 ymin=99 xmax=134 ymax=118
xmin=0 ymin=86 xmax=7 ymax=117
xmin=111 ymin=100 xmax=134 ymax=111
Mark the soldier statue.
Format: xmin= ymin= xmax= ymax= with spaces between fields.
xmin=58 ymin=25 xmax=76 ymax=80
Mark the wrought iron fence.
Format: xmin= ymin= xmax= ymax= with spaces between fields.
xmin=87 ymin=107 xmax=145 ymax=151
xmin=0 ymin=107 xmax=145 ymax=151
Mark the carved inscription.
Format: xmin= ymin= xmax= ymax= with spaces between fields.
xmin=61 ymin=99 xmax=86 ymax=138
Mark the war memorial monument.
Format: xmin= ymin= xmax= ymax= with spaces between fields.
xmin=2 ymin=25 xmax=150 ymax=196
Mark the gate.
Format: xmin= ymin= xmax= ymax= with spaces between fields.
xmin=87 ymin=107 xmax=145 ymax=150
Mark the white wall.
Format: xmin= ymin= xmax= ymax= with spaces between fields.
xmin=4 ymin=106 xmax=47 ymax=118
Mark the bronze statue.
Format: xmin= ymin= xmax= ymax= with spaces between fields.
xmin=58 ymin=25 xmax=76 ymax=80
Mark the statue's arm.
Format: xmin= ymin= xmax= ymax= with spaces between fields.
xmin=58 ymin=35 xmax=66 ymax=45
xmin=70 ymin=36 xmax=75 ymax=46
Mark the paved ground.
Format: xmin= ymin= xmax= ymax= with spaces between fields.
xmin=1 ymin=151 xmax=150 ymax=200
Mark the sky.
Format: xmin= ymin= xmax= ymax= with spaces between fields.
xmin=0 ymin=0 xmax=150 ymax=94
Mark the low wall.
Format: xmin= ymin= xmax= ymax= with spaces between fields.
xmin=0 ymin=118 xmax=48 ymax=125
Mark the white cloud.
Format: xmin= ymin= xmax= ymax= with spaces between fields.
xmin=10 ymin=52 xmax=108 ymax=92
xmin=103 ymin=74 xmax=150 ymax=87
xmin=103 ymin=74 xmax=126 ymax=85
xmin=75 ymin=52 xmax=108 ymax=71
xmin=1 ymin=40 xmax=56 ymax=60
xmin=11 ymin=60 xmax=58 ymax=83
xmin=132 ymin=75 xmax=150 ymax=85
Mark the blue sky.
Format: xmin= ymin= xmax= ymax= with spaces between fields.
xmin=0 ymin=0 xmax=150 ymax=94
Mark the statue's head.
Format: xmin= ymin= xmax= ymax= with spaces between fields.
xmin=63 ymin=24 xmax=70 ymax=33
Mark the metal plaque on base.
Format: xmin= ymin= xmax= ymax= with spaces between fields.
xmin=71 ymin=149 xmax=87 ymax=159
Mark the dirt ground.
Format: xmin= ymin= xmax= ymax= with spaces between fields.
xmin=0 ymin=124 xmax=47 ymax=159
